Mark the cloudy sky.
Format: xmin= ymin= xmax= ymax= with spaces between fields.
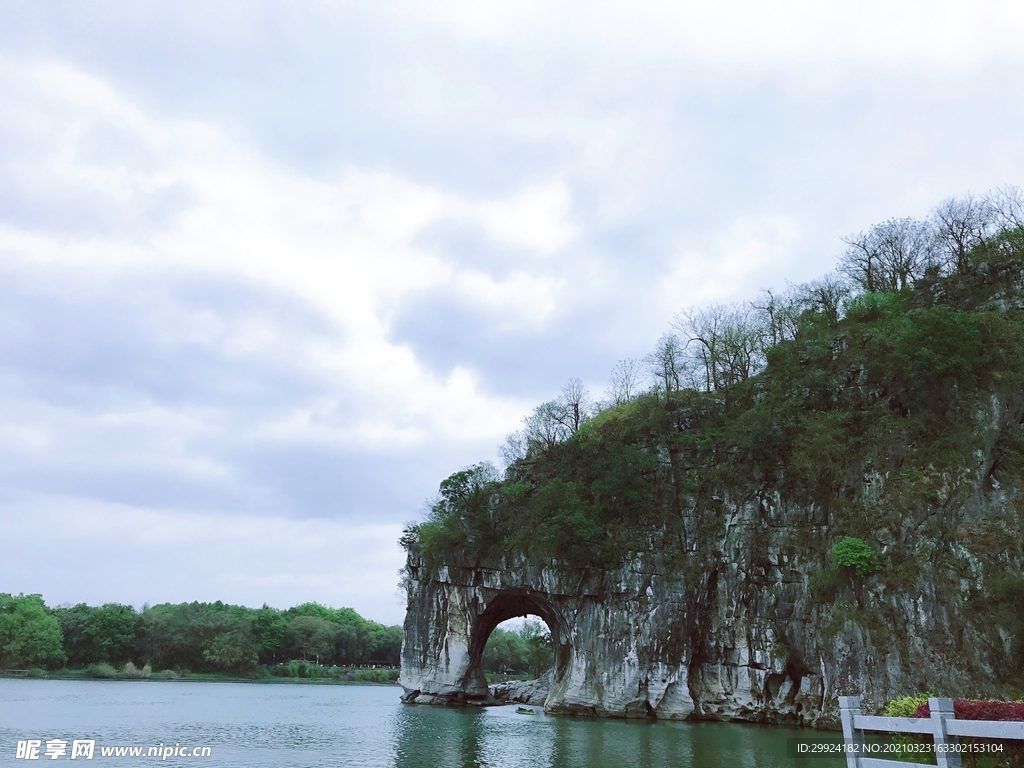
xmin=2 ymin=1 xmax=1024 ymax=625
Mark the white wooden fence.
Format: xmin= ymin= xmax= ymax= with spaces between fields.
xmin=839 ymin=696 xmax=1024 ymax=768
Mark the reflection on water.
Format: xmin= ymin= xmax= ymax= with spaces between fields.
xmin=393 ymin=704 xmax=838 ymax=768
xmin=1 ymin=680 xmax=842 ymax=767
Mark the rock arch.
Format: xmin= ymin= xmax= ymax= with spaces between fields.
xmin=466 ymin=590 xmax=569 ymax=689
xmin=398 ymin=554 xmax=708 ymax=719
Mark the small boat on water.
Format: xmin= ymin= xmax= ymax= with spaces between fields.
xmin=516 ymin=707 xmax=537 ymax=715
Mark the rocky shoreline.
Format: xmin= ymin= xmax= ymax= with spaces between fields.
xmin=488 ymin=672 xmax=551 ymax=707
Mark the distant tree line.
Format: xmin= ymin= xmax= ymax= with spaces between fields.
xmin=0 ymin=593 xmax=402 ymax=676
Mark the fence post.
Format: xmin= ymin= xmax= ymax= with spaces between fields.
xmin=839 ymin=696 xmax=863 ymax=768
xmin=929 ymin=697 xmax=962 ymax=768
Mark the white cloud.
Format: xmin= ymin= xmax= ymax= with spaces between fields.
xmin=398 ymin=62 xmax=498 ymax=120
xmin=0 ymin=56 xmax=554 ymax=453
xmin=452 ymin=270 xmax=560 ymax=329
xmin=476 ymin=181 xmax=577 ymax=254
xmin=1 ymin=496 xmax=408 ymax=624
xmin=660 ymin=215 xmax=805 ymax=307
xmin=398 ymin=0 xmax=1024 ymax=67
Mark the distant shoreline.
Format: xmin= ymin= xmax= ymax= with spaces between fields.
xmin=0 ymin=669 xmax=401 ymax=685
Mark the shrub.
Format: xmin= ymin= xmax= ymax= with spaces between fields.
xmin=914 ymin=699 xmax=1024 ymax=721
xmin=285 ymin=659 xmax=322 ymax=679
xmin=831 ymin=537 xmax=880 ymax=576
xmin=152 ymin=669 xmax=179 ymax=680
xmin=885 ymin=695 xmax=931 ymax=718
xmin=912 ymin=699 xmax=1024 ymax=766
xmin=121 ymin=662 xmax=151 ymax=679
xmin=884 ymin=694 xmax=934 ymax=765
xmin=809 ymin=566 xmax=841 ymax=599
xmin=84 ymin=662 xmax=119 ymax=679
xmin=844 ymin=291 xmax=908 ymax=323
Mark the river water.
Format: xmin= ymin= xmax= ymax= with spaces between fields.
xmin=1 ymin=679 xmax=845 ymax=767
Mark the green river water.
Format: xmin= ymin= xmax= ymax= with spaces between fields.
xmin=0 ymin=679 xmax=845 ymax=767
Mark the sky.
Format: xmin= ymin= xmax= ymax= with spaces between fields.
xmin=2 ymin=1 xmax=1024 ymax=625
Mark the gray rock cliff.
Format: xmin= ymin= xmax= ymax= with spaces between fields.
xmin=399 ymin=479 xmax=1021 ymax=726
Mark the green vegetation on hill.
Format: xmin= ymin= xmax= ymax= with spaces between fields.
xmin=0 ymin=594 xmax=401 ymax=678
xmin=403 ymin=188 xmax=1024 ymax=687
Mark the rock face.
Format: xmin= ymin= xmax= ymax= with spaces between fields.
xmin=490 ymin=672 xmax=551 ymax=705
xmin=399 ymin=553 xmax=699 ymax=719
xmin=399 ymin=483 xmax=1022 ymax=726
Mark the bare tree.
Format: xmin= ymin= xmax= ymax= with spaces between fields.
xmin=606 ymin=359 xmax=643 ymax=406
xmin=523 ymin=401 xmax=572 ymax=451
xmin=717 ymin=307 xmax=763 ymax=386
xmin=555 ymin=378 xmax=593 ymax=433
xmin=931 ymin=193 xmax=994 ymax=274
xmin=499 ymin=430 xmax=528 ymax=468
xmin=673 ymin=307 xmax=724 ymax=392
xmin=751 ymin=288 xmax=800 ymax=347
xmin=839 ymin=228 xmax=882 ymax=292
xmin=673 ymin=303 xmax=763 ymax=392
xmin=517 ymin=379 xmax=596 ymax=454
xmin=839 ymin=218 xmax=933 ymax=292
xmin=794 ymin=274 xmax=851 ymax=328
xmin=875 ymin=218 xmax=934 ymax=290
xmin=985 ymin=185 xmax=1024 ymax=230
xmin=645 ymin=332 xmax=689 ymax=397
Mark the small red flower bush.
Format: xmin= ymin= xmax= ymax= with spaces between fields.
xmin=914 ymin=700 xmax=1024 ymax=721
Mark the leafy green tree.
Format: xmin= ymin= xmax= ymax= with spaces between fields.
xmin=370 ymin=625 xmax=403 ymax=666
xmin=85 ymin=604 xmax=139 ymax=663
xmin=16 ymin=594 xmax=393 ymax=675
xmin=140 ymin=602 xmax=254 ymax=672
xmin=530 ymin=478 xmax=605 ymax=564
xmin=284 ymin=616 xmax=339 ymax=663
xmin=54 ymin=603 xmax=96 ymax=667
xmin=333 ymin=620 xmax=379 ymax=665
xmin=286 ymin=602 xmax=392 ymax=665
xmin=203 ymin=629 xmax=259 ymax=675
xmin=482 ymin=628 xmax=526 ymax=673
xmin=522 ymin=621 xmax=554 ymax=678
xmin=0 ymin=594 xmax=66 ymax=669
xmin=55 ymin=603 xmax=138 ymax=666
xmin=251 ymin=605 xmax=288 ymax=664
xmin=481 ymin=621 xmax=553 ymax=677
xmin=412 ymin=464 xmax=504 ymax=566
xmin=831 ymin=538 xmax=879 ymax=577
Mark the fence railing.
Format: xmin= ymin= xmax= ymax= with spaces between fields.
xmin=839 ymin=696 xmax=1024 ymax=768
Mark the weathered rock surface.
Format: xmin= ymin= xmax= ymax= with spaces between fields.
xmin=490 ymin=672 xmax=551 ymax=705
xmin=399 ymin=481 xmax=1021 ymax=726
